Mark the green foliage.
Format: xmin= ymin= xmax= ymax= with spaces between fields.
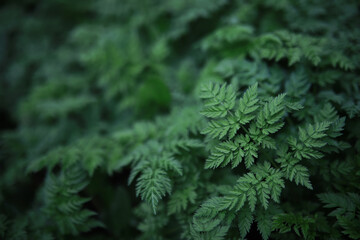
xmin=0 ymin=0 xmax=359 ymax=239
xmin=318 ymin=193 xmax=360 ymax=239
xmin=273 ymin=213 xmax=317 ymax=240
xmin=43 ymin=165 xmax=103 ymax=235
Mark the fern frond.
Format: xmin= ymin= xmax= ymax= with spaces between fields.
xmin=256 ymin=206 xmax=281 ymax=240
xmin=200 ymin=82 xmax=236 ymax=118
xmin=168 ymin=186 xmax=197 ymax=215
xmin=205 ymin=139 xmax=244 ymax=169
xmin=273 ymin=213 xmax=317 ymax=240
xmin=235 ymin=83 xmax=259 ymax=125
xmin=136 ymin=168 xmax=172 ymax=214
xmin=256 ymin=94 xmax=286 ymax=135
xmin=201 ymin=117 xmax=239 ymax=140
xmin=237 ymin=206 xmax=254 ymax=238
xmin=193 ymin=197 xmax=227 ymax=232
xmin=43 ymin=165 xmax=103 ymax=235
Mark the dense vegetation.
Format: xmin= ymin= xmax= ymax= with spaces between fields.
xmin=1 ymin=0 xmax=359 ymax=239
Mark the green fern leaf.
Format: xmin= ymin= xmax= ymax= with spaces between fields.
xmin=136 ymin=168 xmax=172 ymax=214
xmin=238 ymin=206 xmax=254 ymax=239
xmin=205 ymin=140 xmax=244 ymax=169
xmin=200 ymin=82 xmax=236 ymax=118
xmin=235 ymin=83 xmax=259 ymax=125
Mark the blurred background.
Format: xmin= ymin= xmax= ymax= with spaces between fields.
xmin=0 ymin=0 xmax=359 ymax=239
xmin=0 ymin=0 xmax=229 ymax=238
xmin=0 ymin=0 xmax=218 ymax=167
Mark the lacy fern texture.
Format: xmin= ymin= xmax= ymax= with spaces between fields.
xmin=0 ymin=0 xmax=359 ymax=239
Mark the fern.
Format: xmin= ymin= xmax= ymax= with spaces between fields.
xmin=43 ymin=165 xmax=103 ymax=235
xmin=201 ymin=83 xmax=292 ymax=170
xmin=200 ymin=82 xmax=236 ymax=118
xmin=318 ymin=193 xmax=360 ymax=239
xmin=1 ymin=0 xmax=359 ymax=239
xmin=195 ymin=81 xmax=348 ymax=238
xmin=237 ymin=206 xmax=253 ymax=238
xmin=236 ymin=83 xmax=259 ymax=125
xmin=136 ymin=168 xmax=172 ymax=214
xmin=167 ymin=185 xmax=197 ymax=215
xmin=273 ymin=213 xmax=317 ymax=240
